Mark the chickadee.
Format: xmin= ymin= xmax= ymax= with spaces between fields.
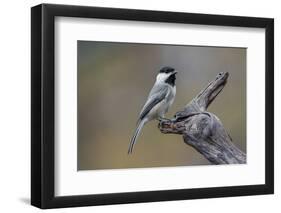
xmin=128 ymin=66 xmax=177 ymax=154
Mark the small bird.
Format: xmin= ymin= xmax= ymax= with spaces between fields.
xmin=128 ymin=66 xmax=177 ymax=154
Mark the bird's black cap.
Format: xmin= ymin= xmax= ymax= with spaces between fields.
xmin=159 ymin=66 xmax=175 ymax=74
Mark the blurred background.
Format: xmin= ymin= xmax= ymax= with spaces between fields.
xmin=77 ymin=41 xmax=246 ymax=170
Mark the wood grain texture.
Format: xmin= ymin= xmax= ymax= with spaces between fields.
xmin=159 ymin=72 xmax=246 ymax=164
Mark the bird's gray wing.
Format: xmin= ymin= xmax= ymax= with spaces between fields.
xmin=138 ymin=84 xmax=169 ymax=121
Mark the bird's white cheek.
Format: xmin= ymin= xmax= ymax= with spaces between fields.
xmin=156 ymin=73 xmax=169 ymax=82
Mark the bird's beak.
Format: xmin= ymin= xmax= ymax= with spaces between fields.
xmin=173 ymin=70 xmax=178 ymax=75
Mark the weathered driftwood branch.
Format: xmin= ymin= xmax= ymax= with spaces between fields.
xmin=159 ymin=72 xmax=246 ymax=164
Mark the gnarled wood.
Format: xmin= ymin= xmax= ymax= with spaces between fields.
xmin=159 ymin=72 xmax=246 ymax=164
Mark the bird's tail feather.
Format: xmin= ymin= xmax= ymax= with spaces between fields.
xmin=128 ymin=119 xmax=146 ymax=154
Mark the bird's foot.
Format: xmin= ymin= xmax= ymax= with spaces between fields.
xmin=155 ymin=117 xmax=171 ymax=126
xmin=157 ymin=117 xmax=171 ymax=122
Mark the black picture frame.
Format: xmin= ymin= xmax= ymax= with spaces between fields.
xmin=31 ymin=3 xmax=274 ymax=209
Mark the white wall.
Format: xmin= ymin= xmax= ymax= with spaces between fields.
xmin=0 ymin=0 xmax=279 ymax=212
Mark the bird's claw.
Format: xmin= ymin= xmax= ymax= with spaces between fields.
xmin=158 ymin=117 xmax=171 ymax=122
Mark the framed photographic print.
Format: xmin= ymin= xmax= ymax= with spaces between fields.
xmin=31 ymin=3 xmax=274 ymax=209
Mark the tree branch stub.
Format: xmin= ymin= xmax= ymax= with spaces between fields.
xmin=159 ymin=72 xmax=246 ymax=164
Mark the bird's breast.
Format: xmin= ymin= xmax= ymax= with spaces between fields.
xmin=167 ymin=86 xmax=176 ymax=106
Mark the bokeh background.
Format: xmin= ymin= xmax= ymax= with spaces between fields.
xmin=77 ymin=41 xmax=246 ymax=170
